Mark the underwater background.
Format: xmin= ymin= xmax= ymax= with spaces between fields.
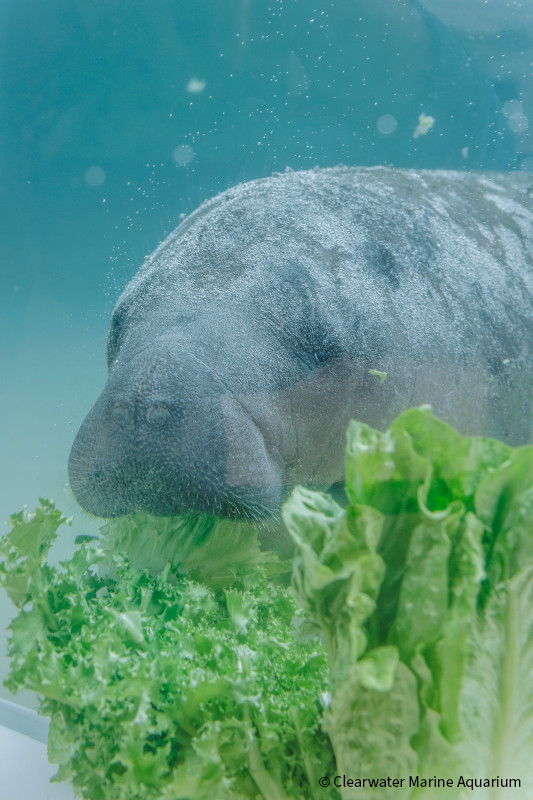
xmin=1 ymin=0 xmax=533 ymax=705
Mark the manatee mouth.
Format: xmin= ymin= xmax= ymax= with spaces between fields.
xmin=68 ymin=452 xmax=282 ymax=522
xmin=70 ymin=481 xmax=281 ymax=522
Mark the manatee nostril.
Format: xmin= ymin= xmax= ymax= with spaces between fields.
xmin=146 ymin=401 xmax=171 ymax=425
xmin=89 ymin=462 xmax=105 ymax=482
xmin=110 ymin=402 xmax=130 ymax=424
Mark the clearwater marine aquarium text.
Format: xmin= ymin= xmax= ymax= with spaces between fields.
xmin=318 ymin=775 xmax=522 ymax=790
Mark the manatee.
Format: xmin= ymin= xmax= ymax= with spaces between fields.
xmin=69 ymin=166 xmax=533 ymax=522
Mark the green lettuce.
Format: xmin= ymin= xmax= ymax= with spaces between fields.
xmin=283 ymin=407 xmax=533 ymax=798
xmin=2 ymin=407 xmax=533 ymax=799
xmin=0 ymin=505 xmax=336 ymax=800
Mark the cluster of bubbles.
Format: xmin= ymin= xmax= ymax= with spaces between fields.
xmin=84 ymin=145 xmax=197 ymax=190
xmin=84 ymin=75 xmax=206 ymax=191
xmin=84 ymin=77 xmax=531 ymax=191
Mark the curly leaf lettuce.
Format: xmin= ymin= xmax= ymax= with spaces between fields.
xmin=282 ymin=408 xmax=533 ymax=799
xmin=0 ymin=506 xmax=336 ymax=800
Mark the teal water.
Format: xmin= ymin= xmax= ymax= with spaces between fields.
xmin=1 ymin=0 xmax=532 ymax=703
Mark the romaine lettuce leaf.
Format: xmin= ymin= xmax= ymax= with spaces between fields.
xmin=283 ymin=407 xmax=533 ymax=798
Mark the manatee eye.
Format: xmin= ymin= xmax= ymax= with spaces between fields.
xmin=147 ymin=401 xmax=171 ymax=426
xmin=297 ymin=319 xmax=344 ymax=368
xmin=314 ymin=347 xmax=332 ymax=364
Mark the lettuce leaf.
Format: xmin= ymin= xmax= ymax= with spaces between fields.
xmin=3 ymin=407 xmax=533 ymax=800
xmin=283 ymin=407 xmax=533 ymax=798
xmin=0 ymin=505 xmax=336 ymax=800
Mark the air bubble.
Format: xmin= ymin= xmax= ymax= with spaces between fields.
xmin=186 ymin=78 xmax=206 ymax=93
xmin=85 ymin=166 xmax=106 ymax=187
xmin=173 ymin=144 xmax=195 ymax=166
xmin=377 ymin=114 xmax=398 ymax=135
xmin=502 ymin=99 xmax=529 ymax=133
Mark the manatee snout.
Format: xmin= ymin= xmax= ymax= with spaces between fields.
xmin=68 ymin=346 xmax=282 ymax=520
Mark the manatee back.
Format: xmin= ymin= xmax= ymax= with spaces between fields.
xmin=107 ymin=166 xmax=533 ymax=443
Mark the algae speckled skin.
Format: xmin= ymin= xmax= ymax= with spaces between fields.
xmin=68 ymin=166 xmax=533 ymax=520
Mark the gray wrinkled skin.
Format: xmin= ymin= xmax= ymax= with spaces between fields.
xmin=69 ymin=166 xmax=533 ymax=522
